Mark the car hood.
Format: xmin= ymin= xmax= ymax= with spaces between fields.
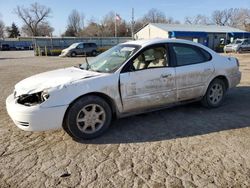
xmin=14 ymin=67 xmax=103 ymax=96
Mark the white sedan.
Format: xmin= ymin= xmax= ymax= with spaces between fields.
xmin=6 ymin=39 xmax=241 ymax=139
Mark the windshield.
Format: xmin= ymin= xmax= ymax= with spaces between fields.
xmin=68 ymin=43 xmax=80 ymax=49
xmin=231 ymin=39 xmax=243 ymax=44
xmin=80 ymin=44 xmax=140 ymax=73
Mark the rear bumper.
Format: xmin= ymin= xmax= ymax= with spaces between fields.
xmin=228 ymin=72 xmax=241 ymax=88
xmin=6 ymin=94 xmax=68 ymax=131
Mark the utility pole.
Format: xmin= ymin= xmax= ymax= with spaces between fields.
xmin=115 ymin=13 xmax=117 ymax=38
xmin=131 ymin=8 xmax=135 ymax=40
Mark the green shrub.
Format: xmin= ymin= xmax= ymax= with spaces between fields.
xmin=49 ymin=49 xmax=62 ymax=56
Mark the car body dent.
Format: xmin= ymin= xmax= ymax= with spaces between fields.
xmin=40 ymin=72 xmax=122 ymax=112
xmin=14 ymin=67 xmax=103 ymax=97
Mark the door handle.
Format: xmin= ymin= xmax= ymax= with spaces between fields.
xmin=161 ymin=74 xmax=172 ymax=78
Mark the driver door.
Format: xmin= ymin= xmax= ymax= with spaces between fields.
xmin=76 ymin=43 xmax=84 ymax=55
xmin=119 ymin=44 xmax=176 ymax=113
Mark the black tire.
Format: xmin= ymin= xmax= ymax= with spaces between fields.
xmin=64 ymin=95 xmax=112 ymax=140
xmin=70 ymin=51 xmax=77 ymax=57
xmin=201 ymin=79 xmax=226 ymax=108
xmin=91 ymin=50 xmax=97 ymax=56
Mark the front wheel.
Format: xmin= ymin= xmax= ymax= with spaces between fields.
xmin=64 ymin=95 xmax=112 ymax=140
xmin=201 ymin=79 xmax=226 ymax=108
xmin=70 ymin=51 xmax=77 ymax=57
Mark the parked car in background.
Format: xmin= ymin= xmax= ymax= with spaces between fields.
xmin=59 ymin=42 xmax=98 ymax=57
xmin=6 ymin=39 xmax=241 ymax=140
xmin=0 ymin=44 xmax=10 ymax=51
xmin=15 ymin=45 xmax=25 ymax=50
xmin=224 ymin=39 xmax=250 ymax=53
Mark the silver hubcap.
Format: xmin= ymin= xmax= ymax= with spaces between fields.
xmin=209 ymin=83 xmax=223 ymax=105
xmin=76 ymin=104 xmax=106 ymax=134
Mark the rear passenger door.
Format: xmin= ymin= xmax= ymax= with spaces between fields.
xmin=170 ymin=43 xmax=214 ymax=101
xmin=83 ymin=43 xmax=91 ymax=53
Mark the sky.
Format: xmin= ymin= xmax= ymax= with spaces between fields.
xmin=0 ymin=0 xmax=249 ymax=36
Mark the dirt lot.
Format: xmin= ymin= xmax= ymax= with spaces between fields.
xmin=0 ymin=51 xmax=250 ymax=187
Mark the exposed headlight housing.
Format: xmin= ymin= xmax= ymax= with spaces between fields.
xmin=17 ymin=90 xmax=50 ymax=106
xmin=41 ymin=90 xmax=50 ymax=101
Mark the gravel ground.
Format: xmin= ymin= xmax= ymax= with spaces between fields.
xmin=0 ymin=51 xmax=250 ymax=187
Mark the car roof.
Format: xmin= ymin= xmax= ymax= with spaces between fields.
xmin=124 ymin=38 xmax=215 ymax=54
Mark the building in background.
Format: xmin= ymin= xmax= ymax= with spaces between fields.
xmin=135 ymin=23 xmax=250 ymax=51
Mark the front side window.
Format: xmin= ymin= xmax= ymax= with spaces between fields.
xmin=132 ymin=46 xmax=168 ymax=71
xmin=69 ymin=43 xmax=79 ymax=49
xmin=77 ymin=43 xmax=84 ymax=49
xmin=172 ymin=44 xmax=211 ymax=66
xmin=242 ymin=41 xmax=248 ymax=45
xmin=232 ymin=39 xmax=243 ymax=44
xmin=80 ymin=44 xmax=140 ymax=73
xmin=84 ymin=43 xmax=92 ymax=48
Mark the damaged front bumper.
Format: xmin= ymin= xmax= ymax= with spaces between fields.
xmin=6 ymin=94 xmax=68 ymax=131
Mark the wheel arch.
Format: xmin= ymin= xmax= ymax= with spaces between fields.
xmin=70 ymin=51 xmax=77 ymax=56
xmin=63 ymin=92 xmax=117 ymax=126
xmin=212 ymin=75 xmax=229 ymax=90
xmin=203 ymin=75 xmax=229 ymax=97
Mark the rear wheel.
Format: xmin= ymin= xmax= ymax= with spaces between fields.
xmin=64 ymin=95 xmax=112 ymax=140
xmin=201 ymin=79 xmax=226 ymax=108
xmin=91 ymin=50 xmax=97 ymax=56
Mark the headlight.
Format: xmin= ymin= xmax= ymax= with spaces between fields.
xmin=62 ymin=50 xmax=68 ymax=54
xmin=17 ymin=90 xmax=50 ymax=106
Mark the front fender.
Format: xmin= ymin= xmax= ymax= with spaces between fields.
xmin=40 ymin=74 xmax=123 ymax=112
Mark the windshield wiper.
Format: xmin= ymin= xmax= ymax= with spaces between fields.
xmin=85 ymin=52 xmax=91 ymax=70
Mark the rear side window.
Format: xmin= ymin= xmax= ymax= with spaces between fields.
xmin=85 ymin=43 xmax=97 ymax=47
xmin=84 ymin=43 xmax=91 ymax=47
xmin=172 ymin=43 xmax=211 ymax=66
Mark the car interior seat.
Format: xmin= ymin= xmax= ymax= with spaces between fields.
xmin=148 ymin=49 xmax=167 ymax=68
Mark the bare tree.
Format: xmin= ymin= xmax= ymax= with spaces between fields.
xmin=212 ymin=8 xmax=250 ymax=30
xmin=65 ymin=9 xmax=85 ymax=36
xmin=79 ymin=21 xmax=99 ymax=37
xmin=22 ymin=22 xmax=54 ymax=36
xmin=229 ymin=8 xmax=250 ymax=30
xmin=0 ymin=19 xmax=4 ymax=38
xmin=212 ymin=9 xmax=233 ymax=26
xmin=142 ymin=8 xmax=167 ymax=23
xmin=100 ymin=11 xmax=116 ymax=37
xmin=245 ymin=22 xmax=250 ymax=32
xmin=14 ymin=2 xmax=52 ymax=36
xmin=185 ymin=15 xmax=211 ymax=25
